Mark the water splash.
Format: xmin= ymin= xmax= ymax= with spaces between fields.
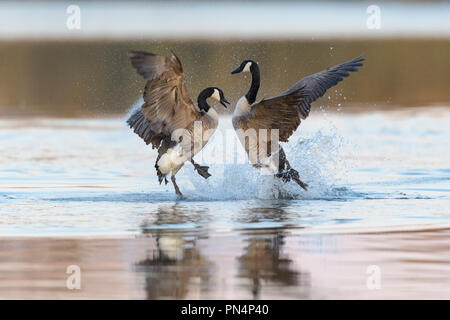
xmin=181 ymin=125 xmax=351 ymax=201
xmin=124 ymin=99 xmax=354 ymax=201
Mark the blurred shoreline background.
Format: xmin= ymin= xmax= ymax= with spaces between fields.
xmin=0 ymin=1 xmax=449 ymax=117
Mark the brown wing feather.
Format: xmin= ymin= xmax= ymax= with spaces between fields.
xmin=248 ymin=89 xmax=305 ymax=142
xmin=281 ymin=55 xmax=365 ymax=119
xmin=232 ymin=90 xmax=305 ymax=165
xmin=238 ymin=55 xmax=365 ymax=146
xmin=127 ymin=50 xmax=200 ymax=149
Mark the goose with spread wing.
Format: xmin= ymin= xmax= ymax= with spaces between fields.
xmin=127 ymin=50 xmax=229 ymax=197
xmin=231 ymin=56 xmax=365 ymax=190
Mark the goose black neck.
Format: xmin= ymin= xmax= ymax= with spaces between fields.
xmin=197 ymin=89 xmax=211 ymax=113
xmin=245 ymin=64 xmax=260 ymax=104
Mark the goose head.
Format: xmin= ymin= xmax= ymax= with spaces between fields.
xmin=198 ymin=87 xmax=230 ymax=112
xmin=231 ymin=60 xmax=257 ymax=74
xmin=231 ymin=60 xmax=260 ymax=104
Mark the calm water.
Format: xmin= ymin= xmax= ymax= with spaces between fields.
xmin=0 ymin=106 xmax=450 ymax=299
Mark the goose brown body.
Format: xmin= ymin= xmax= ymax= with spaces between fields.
xmin=231 ymin=56 xmax=365 ymax=189
xmin=127 ymin=50 xmax=229 ymax=197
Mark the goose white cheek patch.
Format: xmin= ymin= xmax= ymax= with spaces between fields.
xmin=243 ymin=62 xmax=252 ymax=72
xmin=211 ymin=89 xmax=221 ymax=101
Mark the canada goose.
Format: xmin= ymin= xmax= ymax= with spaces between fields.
xmin=127 ymin=50 xmax=229 ymax=197
xmin=231 ymin=56 xmax=365 ymax=190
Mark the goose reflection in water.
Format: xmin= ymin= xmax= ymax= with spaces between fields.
xmin=135 ymin=204 xmax=213 ymax=299
xmin=236 ymin=204 xmax=310 ymax=299
xmin=134 ymin=202 xmax=310 ymax=299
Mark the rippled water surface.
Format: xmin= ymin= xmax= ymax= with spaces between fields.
xmin=0 ymin=107 xmax=449 ymax=299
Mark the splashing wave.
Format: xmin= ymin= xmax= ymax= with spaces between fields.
xmin=180 ymin=126 xmax=358 ymax=201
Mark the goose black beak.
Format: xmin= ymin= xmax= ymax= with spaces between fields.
xmin=220 ymin=97 xmax=230 ymax=108
xmin=231 ymin=66 xmax=242 ymax=74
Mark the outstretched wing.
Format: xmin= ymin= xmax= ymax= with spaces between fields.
xmin=127 ymin=50 xmax=199 ymax=148
xmin=244 ymin=56 xmax=365 ymax=142
xmin=281 ymin=55 xmax=365 ymax=119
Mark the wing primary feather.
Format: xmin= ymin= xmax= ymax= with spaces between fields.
xmin=127 ymin=50 xmax=198 ymax=150
xmin=283 ymin=55 xmax=365 ymax=119
xmin=128 ymin=50 xmax=170 ymax=81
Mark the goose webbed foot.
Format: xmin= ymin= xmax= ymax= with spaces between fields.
xmin=275 ymin=171 xmax=291 ymax=183
xmin=176 ymin=192 xmax=185 ymax=200
xmin=191 ymin=159 xmax=211 ymax=179
xmin=171 ymin=175 xmax=184 ymax=199
xmin=195 ymin=165 xmax=211 ymax=179
xmin=276 ymin=168 xmax=308 ymax=191
xmin=289 ymin=168 xmax=308 ymax=191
